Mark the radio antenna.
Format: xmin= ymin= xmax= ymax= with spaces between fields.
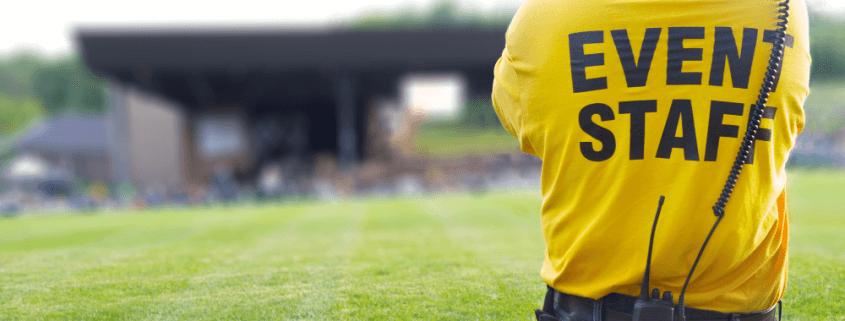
xmin=639 ymin=195 xmax=665 ymax=301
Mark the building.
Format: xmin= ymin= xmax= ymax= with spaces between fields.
xmin=76 ymin=27 xmax=507 ymax=193
xmin=12 ymin=113 xmax=111 ymax=183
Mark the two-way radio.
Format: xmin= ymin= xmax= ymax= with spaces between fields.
xmin=632 ymin=1 xmax=791 ymax=321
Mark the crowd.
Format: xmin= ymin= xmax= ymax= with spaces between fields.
xmin=0 ymin=152 xmax=542 ymax=217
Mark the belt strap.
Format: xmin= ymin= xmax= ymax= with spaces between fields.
xmin=544 ymin=288 xmax=780 ymax=321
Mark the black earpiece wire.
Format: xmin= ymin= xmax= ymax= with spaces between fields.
xmin=676 ymin=0 xmax=791 ymax=313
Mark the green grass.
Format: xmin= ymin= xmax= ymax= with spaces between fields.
xmin=0 ymin=171 xmax=843 ymax=320
xmin=415 ymin=122 xmax=518 ymax=157
xmin=782 ymin=170 xmax=845 ymax=320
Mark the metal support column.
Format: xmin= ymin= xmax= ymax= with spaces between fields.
xmin=337 ymin=70 xmax=358 ymax=169
xmin=105 ymin=83 xmax=133 ymax=184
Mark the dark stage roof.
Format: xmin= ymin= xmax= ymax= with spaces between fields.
xmin=76 ymin=27 xmax=508 ymax=164
xmin=77 ymin=27 xmax=507 ymax=76
xmin=77 ymin=27 xmax=507 ymax=114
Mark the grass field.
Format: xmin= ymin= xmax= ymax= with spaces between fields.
xmin=415 ymin=122 xmax=517 ymax=157
xmin=0 ymin=170 xmax=843 ymax=320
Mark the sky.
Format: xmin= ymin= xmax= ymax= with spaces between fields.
xmin=0 ymin=0 xmax=519 ymax=57
xmin=0 ymin=0 xmax=842 ymax=58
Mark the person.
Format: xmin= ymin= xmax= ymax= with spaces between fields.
xmin=491 ymin=0 xmax=810 ymax=320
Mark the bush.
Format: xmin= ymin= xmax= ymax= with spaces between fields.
xmin=460 ymin=99 xmax=502 ymax=128
xmin=0 ymin=94 xmax=43 ymax=135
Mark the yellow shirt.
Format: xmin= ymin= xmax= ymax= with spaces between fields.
xmin=492 ymin=0 xmax=810 ymax=313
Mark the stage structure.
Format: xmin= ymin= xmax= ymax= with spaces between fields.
xmin=77 ymin=27 xmax=506 ymax=190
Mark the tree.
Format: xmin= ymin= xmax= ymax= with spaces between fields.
xmin=809 ymin=10 xmax=845 ymax=80
xmin=0 ymin=52 xmax=44 ymax=97
xmin=0 ymin=94 xmax=43 ymax=135
xmin=32 ymin=56 xmax=106 ymax=114
xmin=424 ymin=0 xmax=461 ymax=28
xmin=351 ymin=0 xmax=511 ymax=30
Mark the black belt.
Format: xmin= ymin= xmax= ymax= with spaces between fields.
xmin=540 ymin=286 xmax=781 ymax=321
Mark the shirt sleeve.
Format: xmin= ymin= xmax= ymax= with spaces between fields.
xmin=492 ymin=47 xmax=537 ymax=156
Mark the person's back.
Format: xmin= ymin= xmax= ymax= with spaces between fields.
xmin=492 ymin=0 xmax=810 ymax=315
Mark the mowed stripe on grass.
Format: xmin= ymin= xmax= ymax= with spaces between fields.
xmin=0 ymin=171 xmax=842 ymax=320
xmin=783 ymin=170 xmax=845 ymax=320
xmin=0 ymin=194 xmax=547 ymax=320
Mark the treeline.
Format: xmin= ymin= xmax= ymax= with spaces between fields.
xmin=352 ymin=0 xmax=513 ymax=30
xmin=808 ymin=10 xmax=845 ymax=81
xmin=0 ymin=54 xmax=106 ymax=135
